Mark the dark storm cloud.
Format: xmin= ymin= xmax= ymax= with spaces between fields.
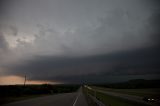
xmin=5 ymin=46 xmax=160 ymax=83
xmin=1 ymin=0 xmax=160 ymax=84
xmin=0 ymin=32 xmax=8 ymax=53
xmin=149 ymin=12 xmax=160 ymax=46
xmin=143 ymin=0 xmax=160 ymax=47
xmin=0 ymin=0 xmax=8 ymax=20
xmin=8 ymin=26 xmax=18 ymax=36
xmin=0 ymin=0 xmax=15 ymax=21
xmin=1 ymin=25 xmax=18 ymax=36
xmin=0 ymin=24 xmax=18 ymax=52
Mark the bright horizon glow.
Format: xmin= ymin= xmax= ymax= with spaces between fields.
xmin=0 ymin=75 xmax=61 ymax=85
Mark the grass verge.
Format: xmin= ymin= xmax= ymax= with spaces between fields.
xmin=84 ymin=87 xmax=151 ymax=106
xmin=92 ymin=86 xmax=160 ymax=98
xmin=95 ymin=91 xmax=150 ymax=106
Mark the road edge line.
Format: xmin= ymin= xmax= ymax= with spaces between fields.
xmin=73 ymin=93 xmax=80 ymax=106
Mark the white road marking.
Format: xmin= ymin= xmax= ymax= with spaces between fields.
xmin=73 ymin=92 xmax=80 ymax=106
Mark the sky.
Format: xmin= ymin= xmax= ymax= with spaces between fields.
xmin=0 ymin=0 xmax=160 ymax=84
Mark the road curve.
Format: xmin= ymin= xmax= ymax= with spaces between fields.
xmin=2 ymin=87 xmax=88 ymax=106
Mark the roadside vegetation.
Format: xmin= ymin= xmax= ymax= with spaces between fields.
xmin=95 ymin=91 xmax=149 ymax=106
xmin=83 ymin=79 xmax=160 ymax=106
xmin=92 ymin=87 xmax=160 ymax=98
xmin=83 ymin=86 xmax=150 ymax=106
xmin=0 ymin=84 xmax=79 ymax=105
xmin=93 ymin=79 xmax=160 ymax=99
xmin=95 ymin=79 xmax=160 ymax=89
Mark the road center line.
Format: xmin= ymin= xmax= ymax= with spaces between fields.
xmin=73 ymin=92 xmax=80 ymax=106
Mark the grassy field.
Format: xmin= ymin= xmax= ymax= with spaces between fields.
xmin=83 ymin=87 xmax=151 ymax=106
xmin=92 ymin=86 xmax=160 ymax=98
xmin=95 ymin=92 xmax=149 ymax=106
xmin=0 ymin=84 xmax=79 ymax=105
xmin=83 ymin=79 xmax=160 ymax=106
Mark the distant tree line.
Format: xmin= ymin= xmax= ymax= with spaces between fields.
xmin=94 ymin=79 xmax=160 ymax=89
xmin=0 ymin=84 xmax=79 ymax=97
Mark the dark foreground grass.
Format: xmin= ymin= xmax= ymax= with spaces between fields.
xmin=95 ymin=92 xmax=150 ymax=106
xmin=83 ymin=87 xmax=150 ymax=106
xmin=92 ymin=86 xmax=160 ymax=98
xmin=0 ymin=84 xmax=79 ymax=105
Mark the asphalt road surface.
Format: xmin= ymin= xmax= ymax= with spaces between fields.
xmin=2 ymin=87 xmax=88 ymax=106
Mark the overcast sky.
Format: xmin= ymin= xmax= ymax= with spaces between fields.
xmin=0 ymin=0 xmax=160 ymax=84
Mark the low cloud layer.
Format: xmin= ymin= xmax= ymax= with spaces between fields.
xmin=4 ymin=46 xmax=160 ymax=83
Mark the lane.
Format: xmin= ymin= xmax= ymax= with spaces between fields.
xmin=2 ymin=92 xmax=76 ymax=106
xmin=2 ymin=87 xmax=88 ymax=106
xmin=74 ymin=87 xmax=88 ymax=106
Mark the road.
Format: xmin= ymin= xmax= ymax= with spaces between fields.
xmin=2 ymin=87 xmax=88 ymax=106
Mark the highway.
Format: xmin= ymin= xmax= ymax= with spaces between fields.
xmin=2 ymin=87 xmax=88 ymax=106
